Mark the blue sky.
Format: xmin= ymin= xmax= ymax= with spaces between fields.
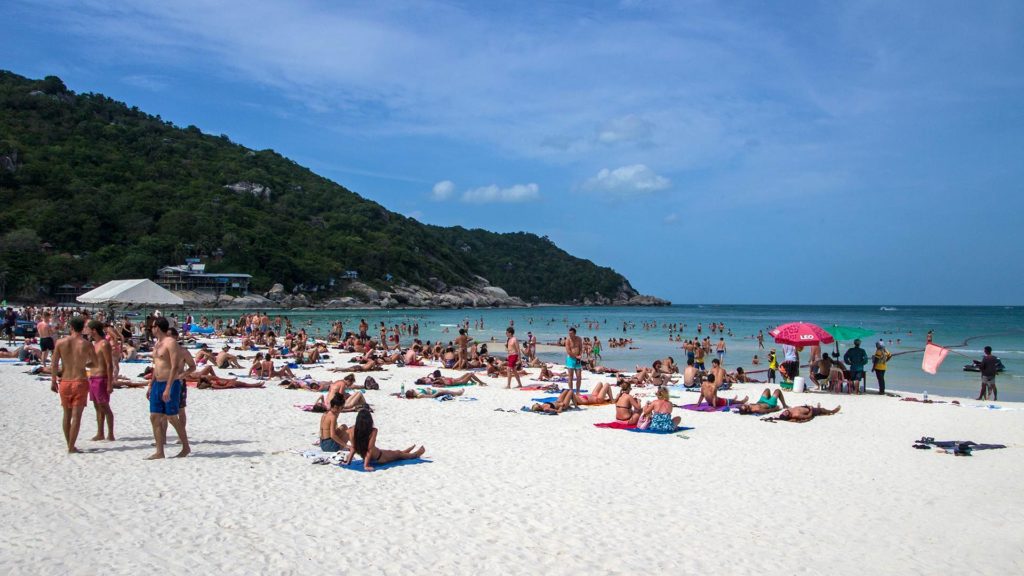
xmin=3 ymin=0 xmax=1023 ymax=305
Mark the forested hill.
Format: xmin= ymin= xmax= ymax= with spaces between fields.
xmin=0 ymin=71 xmax=661 ymax=305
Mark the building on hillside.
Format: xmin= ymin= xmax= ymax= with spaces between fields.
xmin=55 ymin=283 xmax=95 ymax=304
xmin=156 ymin=261 xmax=251 ymax=295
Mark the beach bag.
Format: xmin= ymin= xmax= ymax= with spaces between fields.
xmin=637 ymin=414 xmax=651 ymax=430
xmin=363 ymin=376 xmax=380 ymax=390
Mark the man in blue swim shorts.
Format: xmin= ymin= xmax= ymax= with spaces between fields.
xmin=565 ymin=327 xmax=584 ymax=396
xmin=146 ymin=317 xmax=190 ymax=460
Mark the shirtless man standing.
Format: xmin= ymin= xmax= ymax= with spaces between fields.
xmin=87 ymin=320 xmax=115 ymax=441
xmin=505 ymin=327 xmax=523 ymax=389
xmin=565 ymin=327 xmax=583 ymax=394
xmin=50 ymin=316 xmax=97 ymax=453
xmin=37 ymin=311 xmax=55 ymax=368
xmin=455 ymin=329 xmax=470 ymax=370
xmin=147 ymin=317 xmax=190 ymax=459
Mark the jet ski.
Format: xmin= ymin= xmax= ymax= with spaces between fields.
xmin=963 ymin=359 xmax=1006 ymax=373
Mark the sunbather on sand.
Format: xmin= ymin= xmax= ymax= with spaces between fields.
xmin=405 ymin=387 xmax=465 ymax=399
xmin=728 ymin=367 xmax=762 ymax=384
xmin=696 ymin=371 xmax=748 ymax=409
xmin=332 ymin=358 xmax=384 ymax=372
xmin=343 ymin=409 xmax=425 ymax=471
xmin=417 ymin=370 xmax=488 ymax=387
xmin=615 ymin=381 xmax=642 ymax=425
xmin=573 ymin=382 xmax=615 ymax=406
xmin=185 ymin=366 xmax=265 ymax=389
xmin=773 ymin=404 xmax=841 ymax=422
xmin=538 ymin=364 xmax=568 ymax=381
xmin=737 ymin=388 xmax=789 ymax=414
xmin=216 ymin=346 xmax=242 ymax=369
xmin=113 ymin=375 xmax=149 ymax=389
xmin=319 ymin=395 xmax=350 ymax=452
xmin=530 ymin=389 xmax=575 ymax=413
xmin=326 ymin=378 xmax=368 ymax=410
xmin=641 ymin=386 xmax=681 ymax=431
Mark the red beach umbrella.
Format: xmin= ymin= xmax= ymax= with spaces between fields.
xmin=769 ymin=322 xmax=835 ymax=346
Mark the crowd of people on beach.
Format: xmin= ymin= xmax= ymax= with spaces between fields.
xmin=0 ymin=305 xmax=1001 ymax=467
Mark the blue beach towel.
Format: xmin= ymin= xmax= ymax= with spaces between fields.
xmin=626 ymin=426 xmax=694 ymax=434
xmin=338 ymin=458 xmax=431 ymax=472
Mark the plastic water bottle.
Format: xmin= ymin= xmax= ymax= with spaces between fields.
xmin=400 ymin=383 xmax=405 ymax=396
xmin=923 ymin=390 xmax=928 ymax=402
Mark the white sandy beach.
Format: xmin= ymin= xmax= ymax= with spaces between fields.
xmin=1 ymin=348 xmax=1023 ymax=575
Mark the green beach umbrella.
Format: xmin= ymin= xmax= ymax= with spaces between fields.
xmin=825 ymin=325 xmax=875 ymax=356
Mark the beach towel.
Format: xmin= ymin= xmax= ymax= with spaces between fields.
xmin=531 ymin=396 xmax=561 ymax=403
xmin=338 ymin=458 xmax=431 ymax=472
xmin=917 ymin=438 xmax=1007 ymax=451
xmin=122 ymin=358 xmax=150 ymax=364
xmin=679 ymin=403 xmax=734 ymax=412
xmin=922 ymin=343 xmax=950 ymax=374
xmin=593 ymin=421 xmax=692 ymax=434
xmin=593 ymin=421 xmax=636 ymax=429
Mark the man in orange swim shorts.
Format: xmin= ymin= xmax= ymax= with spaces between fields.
xmin=50 ymin=316 xmax=98 ymax=454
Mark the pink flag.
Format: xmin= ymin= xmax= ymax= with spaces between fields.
xmin=921 ymin=343 xmax=949 ymax=375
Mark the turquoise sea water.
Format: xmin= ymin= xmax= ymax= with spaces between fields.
xmin=195 ymin=305 xmax=1023 ymax=401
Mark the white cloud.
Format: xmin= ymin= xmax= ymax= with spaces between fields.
xmin=596 ymin=114 xmax=653 ymax=145
xmin=663 ymin=212 xmax=679 ymax=224
xmin=462 ymin=183 xmax=539 ymax=203
xmin=121 ymin=74 xmax=169 ymax=91
xmin=583 ymin=164 xmax=671 ymax=195
xmin=431 ymin=180 xmax=455 ymax=201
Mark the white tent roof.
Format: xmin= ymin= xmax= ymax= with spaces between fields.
xmin=77 ymin=279 xmax=184 ymax=306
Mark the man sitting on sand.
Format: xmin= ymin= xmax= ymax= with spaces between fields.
xmin=697 ymin=361 xmax=748 ymax=409
xmin=319 ymin=395 xmax=350 ymax=452
xmin=728 ymin=366 xmax=762 ymax=384
xmin=326 ymin=378 xmax=369 ymax=411
xmin=738 ymin=388 xmax=790 ymax=415
xmin=216 ymin=345 xmax=242 ymax=369
xmin=682 ymin=358 xmax=700 ymax=387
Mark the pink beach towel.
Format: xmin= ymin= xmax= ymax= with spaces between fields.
xmin=922 ymin=343 xmax=949 ymax=375
xmin=594 ymin=421 xmax=637 ymax=430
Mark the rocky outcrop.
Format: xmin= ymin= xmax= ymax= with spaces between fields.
xmin=1 ymin=150 xmax=19 ymax=173
xmin=223 ymin=181 xmax=271 ymax=200
xmin=167 ymin=278 xmax=666 ymax=310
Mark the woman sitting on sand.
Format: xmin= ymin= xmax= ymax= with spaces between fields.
xmin=615 ymin=381 xmax=642 ymax=426
xmin=737 ymin=388 xmax=789 ymax=415
xmin=249 ymin=352 xmax=265 ymax=377
xmin=641 ymin=386 xmax=681 ymax=432
xmin=537 ymin=364 xmax=568 ymax=381
xmin=343 ymin=409 xmax=425 ymax=471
